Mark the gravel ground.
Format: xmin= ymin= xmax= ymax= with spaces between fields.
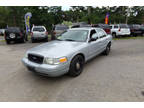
xmin=0 ymin=39 xmax=144 ymax=102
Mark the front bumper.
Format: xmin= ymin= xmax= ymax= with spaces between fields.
xmin=22 ymin=58 xmax=70 ymax=77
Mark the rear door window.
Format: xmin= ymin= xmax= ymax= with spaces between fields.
xmin=97 ymin=29 xmax=106 ymax=38
xmin=33 ymin=27 xmax=45 ymax=32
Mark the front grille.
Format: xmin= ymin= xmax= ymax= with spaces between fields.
xmin=28 ymin=54 xmax=44 ymax=64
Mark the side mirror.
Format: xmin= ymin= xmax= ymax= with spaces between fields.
xmin=89 ymin=37 xmax=98 ymax=42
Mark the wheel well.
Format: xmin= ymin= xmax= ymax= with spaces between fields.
xmin=112 ymin=32 xmax=116 ymax=34
xmin=74 ymin=53 xmax=85 ymax=62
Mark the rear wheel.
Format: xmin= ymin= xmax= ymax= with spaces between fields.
xmin=68 ymin=55 xmax=85 ymax=77
xmin=6 ymin=40 xmax=10 ymax=44
xmin=103 ymin=43 xmax=111 ymax=55
xmin=31 ymin=38 xmax=35 ymax=43
xmin=112 ymin=33 xmax=116 ymax=38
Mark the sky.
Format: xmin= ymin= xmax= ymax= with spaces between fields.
xmin=62 ymin=6 xmax=71 ymax=11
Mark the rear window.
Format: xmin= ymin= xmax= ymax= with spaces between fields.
xmin=120 ymin=24 xmax=128 ymax=28
xmin=55 ymin=26 xmax=69 ymax=30
xmin=33 ymin=27 xmax=45 ymax=32
xmin=114 ymin=25 xmax=118 ymax=28
xmin=6 ymin=27 xmax=20 ymax=32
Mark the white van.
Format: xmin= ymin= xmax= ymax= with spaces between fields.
xmin=110 ymin=24 xmax=130 ymax=37
xmin=31 ymin=26 xmax=48 ymax=42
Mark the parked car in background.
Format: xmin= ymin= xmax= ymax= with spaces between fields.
xmin=140 ymin=25 xmax=144 ymax=36
xmin=0 ymin=29 xmax=5 ymax=36
xmin=22 ymin=27 xmax=112 ymax=77
xmin=128 ymin=24 xmax=144 ymax=36
xmin=52 ymin=24 xmax=69 ymax=37
xmin=110 ymin=24 xmax=130 ymax=37
xmin=71 ymin=22 xmax=91 ymax=28
xmin=92 ymin=24 xmax=111 ymax=34
xmin=4 ymin=27 xmax=26 ymax=44
xmin=31 ymin=26 xmax=48 ymax=43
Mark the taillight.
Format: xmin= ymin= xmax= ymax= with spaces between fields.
xmin=118 ymin=28 xmax=121 ymax=32
xmin=104 ymin=29 xmax=111 ymax=34
xmin=31 ymin=32 xmax=33 ymax=36
xmin=46 ymin=31 xmax=48 ymax=35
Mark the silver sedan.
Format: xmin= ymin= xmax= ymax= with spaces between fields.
xmin=22 ymin=27 xmax=112 ymax=77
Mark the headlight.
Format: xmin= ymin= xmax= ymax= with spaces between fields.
xmin=44 ymin=57 xmax=67 ymax=65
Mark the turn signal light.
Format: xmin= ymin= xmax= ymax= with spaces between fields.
xmin=59 ymin=57 xmax=67 ymax=63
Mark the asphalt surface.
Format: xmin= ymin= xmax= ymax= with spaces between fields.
xmin=0 ymin=39 xmax=144 ymax=101
xmin=0 ymin=36 xmax=4 ymax=41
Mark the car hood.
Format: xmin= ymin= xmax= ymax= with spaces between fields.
xmin=27 ymin=40 xmax=85 ymax=58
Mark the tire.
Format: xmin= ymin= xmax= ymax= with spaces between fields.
xmin=68 ymin=55 xmax=85 ymax=77
xmin=25 ymin=35 xmax=28 ymax=41
xmin=45 ymin=37 xmax=48 ymax=42
xmin=6 ymin=40 xmax=10 ymax=44
xmin=112 ymin=33 xmax=116 ymax=38
xmin=31 ymin=38 xmax=35 ymax=43
xmin=103 ymin=43 xmax=111 ymax=55
xmin=22 ymin=38 xmax=26 ymax=43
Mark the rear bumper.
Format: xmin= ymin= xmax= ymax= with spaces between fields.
xmin=32 ymin=35 xmax=48 ymax=40
xmin=22 ymin=58 xmax=70 ymax=77
xmin=5 ymin=36 xmax=23 ymax=41
xmin=117 ymin=32 xmax=130 ymax=36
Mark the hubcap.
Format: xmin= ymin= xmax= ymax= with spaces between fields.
xmin=76 ymin=62 xmax=80 ymax=70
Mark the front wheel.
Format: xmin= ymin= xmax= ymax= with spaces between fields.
xmin=68 ymin=55 xmax=85 ymax=77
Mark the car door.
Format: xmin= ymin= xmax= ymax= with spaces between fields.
xmin=88 ymin=29 xmax=101 ymax=58
xmin=96 ymin=29 xmax=108 ymax=52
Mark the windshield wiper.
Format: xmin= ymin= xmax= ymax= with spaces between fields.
xmin=64 ymin=39 xmax=76 ymax=41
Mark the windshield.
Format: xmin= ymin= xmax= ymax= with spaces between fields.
xmin=6 ymin=27 xmax=20 ymax=32
xmin=55 ymin=26 xmax=69 ymax=30
xmin=33 ymin=27 xmax=45 ymax=32
xmin=57 ymin=30 xmax=88 ymax=42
